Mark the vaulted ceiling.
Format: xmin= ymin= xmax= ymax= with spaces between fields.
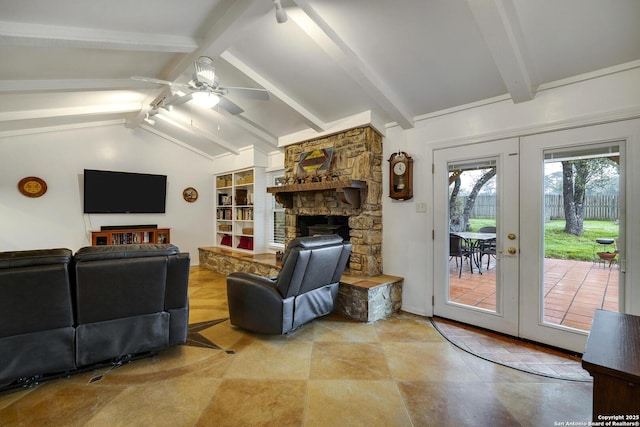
xmin=1 ymin=0 xmax=639 ymax=158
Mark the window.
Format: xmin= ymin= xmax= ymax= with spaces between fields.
xmin=268 ymin=171 xmax=286 ymax=247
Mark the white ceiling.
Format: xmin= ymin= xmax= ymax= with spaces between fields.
xmin=1 ymin=0 xmax=639 ymax=158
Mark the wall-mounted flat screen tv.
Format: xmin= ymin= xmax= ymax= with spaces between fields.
xmin=83 ymin=169 xmax=167 ymax=214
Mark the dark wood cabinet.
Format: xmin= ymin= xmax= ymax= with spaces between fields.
xmin=582 ymin=310 xmax=640 ymax=420
xmin=91 ymin=227 xmax=170 ymax=246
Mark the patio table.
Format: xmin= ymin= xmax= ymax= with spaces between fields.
xmin=450 ymin=232 xmax=496 ymax=274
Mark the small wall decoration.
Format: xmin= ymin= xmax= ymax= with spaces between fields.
xmin=182 ymin=187 xmax=198 ymax=202
xmin=18 ymin=176 xmax=47 ymax=198
xmin=297 ymin=148 xmax=334 ymax=175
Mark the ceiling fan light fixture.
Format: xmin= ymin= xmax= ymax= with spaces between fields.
xmin=191 ymin=91 xmax=220 ymax=109
xmin=195 ymin=56 xmax=216 ymax=86
xmin=274 ymin=0 xmax=287 ymax=23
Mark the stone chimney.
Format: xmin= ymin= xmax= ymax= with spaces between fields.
xmin=281 ymin=126 xmax=383 ymax=276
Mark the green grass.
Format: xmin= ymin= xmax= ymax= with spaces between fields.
xmin=468 ymin=219 xmax=618 ymax=261
xmin=467 ymin=219 xmax=496 ymax=232
xmin=544 ymin=220 xmax=618 ymax=260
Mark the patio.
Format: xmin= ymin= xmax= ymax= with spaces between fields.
xmin=449 ymin=256 xmax=619 ymax=331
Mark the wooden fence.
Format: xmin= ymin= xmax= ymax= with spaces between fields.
xmin=459 ymin=194 xmax=619 ymax=220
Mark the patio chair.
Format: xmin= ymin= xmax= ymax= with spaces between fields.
xmin=478 ymin=226 xmax=497 ymax=270
xmin=449 ymin=234 xmax=474 ymax=277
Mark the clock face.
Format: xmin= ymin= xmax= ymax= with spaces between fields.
xmin=393 ymin=161 xmax=406 ymax=176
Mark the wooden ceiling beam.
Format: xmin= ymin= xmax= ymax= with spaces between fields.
xmin=0 ymin=20 xmax=196 ymax=52
xmin=221 ymin=51 xmax=327 ymax=132
xmin=0 ymin=79 xmax=145 ymax=93
xmin=290 ymin=0 xmax=414 ymax=130
xmin=466 ymin=0 xmax=538 ymax=103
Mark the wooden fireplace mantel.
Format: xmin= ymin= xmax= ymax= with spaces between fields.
xmin=267 ymin=179 xmax=367 ymax=208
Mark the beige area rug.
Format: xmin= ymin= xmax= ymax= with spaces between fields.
xmin=431 ymin=317 xmax=592 ymax=382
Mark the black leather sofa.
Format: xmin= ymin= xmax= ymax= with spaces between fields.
xmin=0 ymin=244 xmax=190 ymax=389
xmin=227 ymin=235 xmax=351 ymax=334
xmin=0 ymin=248 xmax=76 ymax=387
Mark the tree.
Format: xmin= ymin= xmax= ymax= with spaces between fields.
xmin=449 ymin=168 xmax=496 ymax=231
xmin=561 ymin=157 xmax=618 ymax=235
xmin=562 ymin=160 xmax=587 ymax=235
xmin=449 ymin=175 xmax=462 ymax=230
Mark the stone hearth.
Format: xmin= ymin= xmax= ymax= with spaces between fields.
xmin=198 ymin=247 xmax=402 ymax=322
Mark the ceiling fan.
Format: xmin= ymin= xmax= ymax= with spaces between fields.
xmin=131 ymin=56 xmax=269 ymax=115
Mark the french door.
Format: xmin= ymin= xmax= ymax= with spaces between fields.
xmin=433 ymin=138 xmax=520 ymax=336
xmin=433 ymin=121 xmax=631 ymax=353
xmin=519 ymin=123 xmax=628 ymax=352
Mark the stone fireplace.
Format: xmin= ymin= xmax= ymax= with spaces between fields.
xmin=201 ymin=125 xmax=401 ymax=321
xmin=269 ymin=126 xmax=383 ymax=276
xmin=297 ymin=215 xmax=350 ymax=241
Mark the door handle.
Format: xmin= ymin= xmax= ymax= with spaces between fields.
xmin=499 ymin=247 xmax=518 ymax=255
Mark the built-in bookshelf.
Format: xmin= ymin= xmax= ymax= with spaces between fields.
xmin=91 ymin=227 xmax=170 ymax=246
xmin=215 ymin=168 xmax=264 ymax=253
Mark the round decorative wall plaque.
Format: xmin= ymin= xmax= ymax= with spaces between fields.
xmin=18 ymin=176 xmax=47 ymax=198
xmin=182 ymin=187 xmax=198 ymax=202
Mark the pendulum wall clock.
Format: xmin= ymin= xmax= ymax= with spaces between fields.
xmin=388 ymin=151 xmax=413 ymax=200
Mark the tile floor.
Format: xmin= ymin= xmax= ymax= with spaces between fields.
xmin=449 ymin=256 xmax=619 ymax=331
xmin=0 ymin=267 xmax=594 ymax=426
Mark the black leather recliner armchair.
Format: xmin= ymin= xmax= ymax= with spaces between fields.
xmin=227 ymin=235 xmax=351 ymax=334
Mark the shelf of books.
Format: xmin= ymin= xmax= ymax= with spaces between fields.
xmin=214 ymin=168 xmax=264 ymax=253
xmin=91 ymin=227 xmax=170 ymax=246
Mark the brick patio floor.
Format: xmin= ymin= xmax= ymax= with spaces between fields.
xmin=449 ymin=256 xmax=619 ymax=331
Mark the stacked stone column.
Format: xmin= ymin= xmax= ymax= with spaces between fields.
xmin=282 ymin=126 xmax=383 ymax=276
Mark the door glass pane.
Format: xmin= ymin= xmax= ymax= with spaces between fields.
xmin=448 ymin=158 xmax=497 ymax=312
xmin=542 ymin=144 xmax=620 ymax=331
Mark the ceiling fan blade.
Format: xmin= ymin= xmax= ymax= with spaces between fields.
xmin=131 ymin=76 xmax=189 ymax=89
xmin=221 ymin=86 xmax=269 ymax=101
xmin=217 ymin=96 xmax=244 ymax=115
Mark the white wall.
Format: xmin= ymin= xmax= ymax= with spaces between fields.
xmin=383 ymin=67 xmax=640 ymax=317
xmin=1 ymin=123 xmax=214 ymax=263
